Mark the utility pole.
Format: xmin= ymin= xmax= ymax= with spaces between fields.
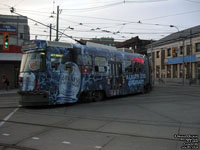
xmin=49 ymin=24 xmax=52 ymax=41
xmin=56 ymin=5 xmax=59 ymax=41
xmin=182 ymin=38 xmax=185 ymax=85
xmin=151 ymin=39 xmax=154 ymax=86
xmin=189 ymin=29 xmax=192 ymax=85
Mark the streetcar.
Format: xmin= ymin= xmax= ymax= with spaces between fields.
xmin=18 ymin=40 xmax=152 ymax=106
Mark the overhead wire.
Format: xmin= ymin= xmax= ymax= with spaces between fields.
xmin=184 ymin=0 xmax=200 ymax=3
xmin=61 ymin=0 xmax=167 ymax=12
xmin=4 ymin=1 xmax=198 ymax=42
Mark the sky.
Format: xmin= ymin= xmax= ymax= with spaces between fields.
xmin=0 ymin=0 xmax=200 ymax=43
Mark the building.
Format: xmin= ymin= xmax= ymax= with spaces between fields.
xmin=0 ymin=15 xmax=30 ymax=89
xmin=147 ymin=25 xmax=200 ymax=84
xmin=116 ymin=36 xmax=152 ymax=55
xmin=80 ymin=36 xmax=151 ymax=54
xmin=80 ymin=37 xmax=120 ymax=47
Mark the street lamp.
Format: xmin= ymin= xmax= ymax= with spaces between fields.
xmin=170 ymin=25 xmax=179 ymax=32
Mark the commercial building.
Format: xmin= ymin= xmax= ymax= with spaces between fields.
xmin=147 ymin=25 xmax=200 ymax=84
xmin=0 ymin=15 xmax=30 ymax=88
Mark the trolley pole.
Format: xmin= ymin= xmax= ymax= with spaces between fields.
xmin=56 ymin=5 xmax=59 ymax=41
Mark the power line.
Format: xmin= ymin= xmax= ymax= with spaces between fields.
xmin=141 ymin=9 xmax=200 ymax=21
xmin=10 ymin=7 xmax=84 ymax=44
xmin=61 ymin=0 xmax=167 ymax=12
xmin=185 ymin=0 xmax=200 ymax=3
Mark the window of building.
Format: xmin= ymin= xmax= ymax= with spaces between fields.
xmin=180 ymin=46 xmax=184 ymax=55
xmin=186 ymin=45 xmax=191 ymax=55
xmin=172 ymin=47 xmax=178 ymax=57
xmin=156 ymin=51 xmax=160 ymax=58
xmin=167 ymin=48 xmax=171 ymax=56
xmin=95 ymin=57 xmax=107 ymax=72
xmin=195 ymin=43 xmax=200 ymax=52
xmin=20 ymin=33 xmax=24 ymax=39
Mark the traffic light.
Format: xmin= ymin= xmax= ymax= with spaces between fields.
xmin=3 ymin=33 xmax=9 ymax=50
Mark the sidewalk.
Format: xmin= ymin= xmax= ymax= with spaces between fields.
xmin=155 ymin=81 xmax=200 ymax=87
xmin=0 ymin=88 xmax=19 ymax=95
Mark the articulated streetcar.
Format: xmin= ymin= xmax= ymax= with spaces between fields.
xmin=18 ymin=40 xmax=152 ymax=106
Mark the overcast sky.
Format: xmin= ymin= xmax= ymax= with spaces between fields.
xmin=0 ymin=0 xmax=200 ymax=43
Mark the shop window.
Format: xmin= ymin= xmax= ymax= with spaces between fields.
xmin=167 ymin=65 xmax=171 ymax=78
xmin=179 ymin=64 xmax=183 ymax=78
xmin=156 ymin=65 xmax=160 ymax=78
xmin=173 ymin=64 xmax=178 ymax=78
xmin=195 ymin=43 xmax=200 ymax=52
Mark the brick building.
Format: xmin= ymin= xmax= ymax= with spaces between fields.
xmin=147 ymin=25 xmax=200 ymax=84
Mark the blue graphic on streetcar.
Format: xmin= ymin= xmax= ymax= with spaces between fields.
xmin=18 ymin=40 xmax=152 ymax=106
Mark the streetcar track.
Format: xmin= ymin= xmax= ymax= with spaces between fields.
xmin=11 ymin=107 xmax=200 ymax=128
xmin=0 ymin=119 xmax=181 ymax=142
xmin=0 ymin=143 xmax=39 ymax=150
xmin=135 ymin=104 xmax=181 ymax=123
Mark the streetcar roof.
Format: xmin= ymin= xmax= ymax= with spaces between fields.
xmin=21 ymin=40 xmax=145 ymax=59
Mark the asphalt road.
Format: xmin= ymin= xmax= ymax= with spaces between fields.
xmin=0 ymin=85 xmax=199 ymax=150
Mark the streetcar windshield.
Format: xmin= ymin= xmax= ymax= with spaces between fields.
xmin=20 ymin=52 xmax=45 ymax=72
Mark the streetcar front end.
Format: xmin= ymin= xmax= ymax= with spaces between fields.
xmin=18 ymin=40 xmax=49 ymax=106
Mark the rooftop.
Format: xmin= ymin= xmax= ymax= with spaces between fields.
xmin=151 ymin=25 xmax=200 ymax=47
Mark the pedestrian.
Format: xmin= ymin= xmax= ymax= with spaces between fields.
xmin=2 ymin=75 xmax=9 ymax=90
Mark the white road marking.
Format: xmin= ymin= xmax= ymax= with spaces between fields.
xmin=95 ymin=146 xmax=102 ymax=149
xmin=2 ymin=133 xmax=10 ymax=136
xmin=0 ymin=108 xmax=19 ymax=127
xmin=32 ymin=137 xmax=40 ymax=140
xmin=62 ymin=141 xmax=71 ymax=144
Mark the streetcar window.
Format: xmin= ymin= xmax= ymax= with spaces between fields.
xmin=125 ymin=60 xmax=132 ymax=73
xmin=51 ymin=53 xmax=63 ymax=72
xmin=95 ymin=57 xmax=107 ymax=73
xmin=78 ymin=55 xmax=92 ymax=65
xmin=20 ymin=52 xmax=45 ymax=72
xmin=78 ymin=55 xmax=93 ymax=73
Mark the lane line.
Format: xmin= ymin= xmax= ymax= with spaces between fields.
xmin=62 ymin=141 xmax=71 ymax=144
xmin=0 ymin=108 xmax=19 ymax=127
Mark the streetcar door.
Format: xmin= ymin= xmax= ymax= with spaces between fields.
xmin=109 ymin=62 xmax=115 ymax=90
xmin=109 ymin=61 xmax=123 ymax=91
